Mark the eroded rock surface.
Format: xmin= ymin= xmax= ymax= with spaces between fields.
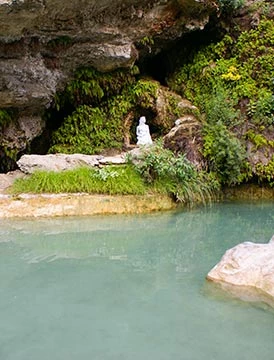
xmin=0 ymin=0 xmax=217 ymax=169
xmin=0 ymin=0 xmax=217 ymax=110
xmin=163 ymin=101 xmax=205 ymax=168
xmin=207 ymin=236 xmax=274 ymax=308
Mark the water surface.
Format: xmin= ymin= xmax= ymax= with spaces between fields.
xmin=0 ymin=201 xmax=273 ymax=360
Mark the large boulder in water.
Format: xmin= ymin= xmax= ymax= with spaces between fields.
xmin=207 ymin=235 xmax=274 ymax=308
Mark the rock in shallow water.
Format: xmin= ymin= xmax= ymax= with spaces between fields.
xmin=207 ymin=236 xmax=274 ymax=307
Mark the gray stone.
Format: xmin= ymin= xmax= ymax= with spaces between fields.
xmin=163 ymin=115 xmax=205 ymax=168
xmin=0 ymin=170 xmax=25 ymax=193
xmin=0 ymin=0 xmax=217 ymax=164
xmin=98 ymin=154 xmax=126 ymax=165
xmin=17 ymin=153 xmax=127 ymax=173
xmin=0 ymin=0 xmax=217 ymax=112
xmin=207 ymin=236 xmax=274 ymax=308
xmin=2 ymin=115 xmax=45 ymax=153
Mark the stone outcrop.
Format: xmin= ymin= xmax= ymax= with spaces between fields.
xmin=0 ymin=0 xmax=218 ymax=170
xmin=122 ymin=82 xmax=201 ymax=148
xmin=0 ymin=0 xmax=216 ymax=110
xmin=207 ymin=236 xmax=274 ymax=308
xmin=17 ymin=153 xmax=127 ymax=173
xmin=163 ymin=99 xmax=205 ymax=167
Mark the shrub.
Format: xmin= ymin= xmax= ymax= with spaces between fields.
xmin=202 ymin=123 xmax=246 ymax=185
xmin=201 ymin=85 xmax=240 ymax=128
xmin=247 ymin=90 xmax=274 ymax=126
xmin=128 ymin=141 xmax=220 ymax=204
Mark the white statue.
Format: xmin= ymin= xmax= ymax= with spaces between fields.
xmin=136 ymin=116 xmax=153 ymax=145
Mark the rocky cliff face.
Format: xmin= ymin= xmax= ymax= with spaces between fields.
xmin=0 ymin=0 xmax=218 ymax=171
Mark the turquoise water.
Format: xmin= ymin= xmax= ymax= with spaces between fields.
xmin=0 ymin=201 xmax=273 ymax=360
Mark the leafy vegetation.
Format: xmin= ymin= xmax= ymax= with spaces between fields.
xmin=0 ymin=109 xmax=18 ymax=172
xmin=127 ymin=141 xmax=220 ymax=204
xmin=203 ymin=123 xmax=247 ymax=185
xmin=167 ymin=18 xmax=274 ymax=186
xmin=11 ymin=141 xmax=220 ymax=205
xmin=49 ymin=105 xmax=123 ymax=154
xmin=54 ymin=67 xmax=138 ymax=110
xmin=49 ymin=66 xmax=170 ymax=154
xmin=255 ymin=156 xmax=274 ymax=186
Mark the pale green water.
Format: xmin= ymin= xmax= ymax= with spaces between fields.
xmin=0 ymin=201 xmax=274 ymax=360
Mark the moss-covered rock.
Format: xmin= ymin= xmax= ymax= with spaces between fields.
xmin=48 ymin=66 xmax=197 ymax=154
xmin=167 ymin=13 xmax=274 ymax=186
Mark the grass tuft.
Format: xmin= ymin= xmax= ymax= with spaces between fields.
xmin=10 ymin=165 xmax=147 ymax=196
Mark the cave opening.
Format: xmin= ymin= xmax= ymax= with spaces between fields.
xmin=28 ymin=16 xmax=224 ymax=159
xmin=136 ymin=16 xmax=225 ymax=85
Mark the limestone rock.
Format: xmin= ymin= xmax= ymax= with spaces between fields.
xmin=98 ymin=154 xmax=126 ymax=165
xmin=17 ymin=153 xmax=127 ymax=173
xmin=207 ymin=236 xmax=274 ymax=308
xmin=0 ymin=56 xmax=61 ymax=110
xmin=0 ymin=0 xmax=217 ymax=111
xmin=0 ymin=0 xmax=217 ymax=170
xmin=2 ymin=115 xmax=45 ymax=153
xmin=163 ymin=114 xmax=205 ymax=168
xmin=0 ymin=170 xmax=25 ymax=193
xmin=17 ymin=154 xmax=100 ymax=173
xmin=121 ymin=81 xmax=202 ymax=147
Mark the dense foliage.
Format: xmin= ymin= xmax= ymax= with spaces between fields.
xmin=46 ymin=8 xmax=274 ymax=191
xmin=217 ymin=0 xmax=244 ymax=13
xmin=128 ymin=142 xmax=220 ymax=204
xmin=168 ymin=18 xmax=274 ymax=186
xmin=49 ymin=67 xmax=167 ymax=154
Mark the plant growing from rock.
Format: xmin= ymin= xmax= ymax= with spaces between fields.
xmin=127 ymin=141 xmax=220 ymax=204
xmin=167 ymin=17 xmax=274 ymax=186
